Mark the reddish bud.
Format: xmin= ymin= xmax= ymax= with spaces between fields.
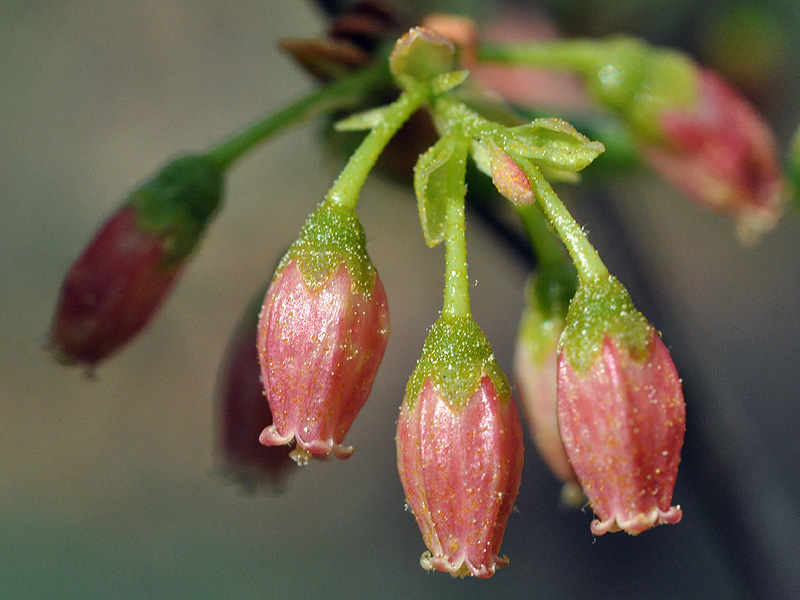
xmin=514 ymin=269 xmax=578 ymax=488
xmin=515 ymin=316 xmax=576 ymax=485
xmin=557 ymin=329 xmax=685 ymax=535
xmin=641 ymin=68 xmax=785 ymax=241
xmin=216 ymin=288 xmax=295 ymax=491
xmin=490 ymin=148 xmax=535 ymax=206
xmin=49 ymin=206 xmax=182 ymax=367
xmin=49 ymin=154 xmax=223 ymax=367
xmin=396 ymin=317 xmax=524 ymax=577
xmin=258 ymin=203 xmax=390 ymax=463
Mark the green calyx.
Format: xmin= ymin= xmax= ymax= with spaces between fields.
xmin=279 ymin=201 xmax=376 ymax=295
xmin=405 ymin=316 xmax=511 ymax=411
xmin=585 ymin=37 xmax=699 ymax=142
xmin=529 ymin=261 xmax=578 ymax=323
xmin=389 ymin=27 xmax=455 ymax=88
xmin=128 ymin=153 xmax=224 ymax=264
xmin=518 ymin=264 xmax=577 ymax=365
xmin=559 ymin=274 xmax=653 ymax=373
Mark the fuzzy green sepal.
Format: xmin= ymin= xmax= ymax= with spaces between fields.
xmin=128 ymin=153 xmax=224 ymax=264
xmin=519 ymin=264 xmax=577 ymax=365
xmin=559 ymin=275 xmax=653 ymax=373
xmin=405 ymin=316 xmax=511 ymax=411
xmin=530 ymin=261 xmax=578 ymax=322
xmin=279 ymin=202 xmax=376 ymax=296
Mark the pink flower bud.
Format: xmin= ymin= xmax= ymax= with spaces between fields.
xmin=490 ymin=148 xmax=536 ymax=206
xmin=641 ymin=68 xmax=785 ymax=241
xmin=396 ymin=317 xmax=524 ymax=578
xmin=397 ymin=376 xmax=524 ymax=578
xmin=258 ymin=203 xmax=389 ymax=463
xmin=216 ymin=289 xmax=294 ymax=491
xmin=515 ymin=318 xmax=576 ymax=485
xmin=514 ymin=271 xmax=578 ymax=487
xmin=557 ymin=330 xmax=685 ymax=535
xmin=49 ymin=206 xmax=182 ymax=367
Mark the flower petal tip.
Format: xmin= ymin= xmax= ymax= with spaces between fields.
xmin=590 ymin=505 xmax=683 ymax=536
xmin=419 ymin=551 xmax=508 ymax=579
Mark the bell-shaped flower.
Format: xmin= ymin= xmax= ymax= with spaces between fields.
xmin=216 ymin=286 xmax=295 ymax=491
xmin=581 ymin=38 xmax=785 ymax=240
xmin=258 ymin=202 xmax=390 ymax=463
xmin=639 ymin=68 xmax=785 ymax=241
xmin=514 ymin=268 xmax=578 ymax=487
xmin=556 ymin=275 xmax=685 ymax=535
xmin=396 ymin=317 xmax=524 ymax=577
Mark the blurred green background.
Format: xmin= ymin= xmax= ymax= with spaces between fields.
xmin=2 ymin=1 xmax=799 ymax=598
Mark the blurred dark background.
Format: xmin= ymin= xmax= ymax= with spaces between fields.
xmin=2 ymin=1 xmax=799 ymax=598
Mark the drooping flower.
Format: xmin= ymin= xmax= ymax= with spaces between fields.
xmin=556 ymin=275 xmax=685 ymax=535
xmin=514 ymin=267 xmax=578 ymax=488
xmin=639 ymin=68 xmax=785 ymax=241
xmin=580 ymin=38 xmax=785 ymax=240
xmin=49 ymin=154 xmax=224 ymax=367
xmin=397 ymin=317 xmax=524 ymax=578
xmin=216 ymin=286 xmax=294 ymax=491
xmin=258 ymin=202 xmax=390 ymax=464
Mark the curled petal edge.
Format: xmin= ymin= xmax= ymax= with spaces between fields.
xmin=590 ymin=505 xmax=683 ymax=536
xmin=419 ymin=551 xmax=510 ymax=579
xmin=259 ymin=425 xmax=354 ymax=465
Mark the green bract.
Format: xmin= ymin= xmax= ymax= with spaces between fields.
xmin=493 ymin=117 xmax=605 ymax=173
xmin=279 ymin=202 xmax=376 ymax=295
xmin=414 ymin=134 xmax=460 ymax=248
xmin=559 ymin=275 xmax=653 ymax=373
xmin=129 ymin=153 xmax=225 ymax=263
xmin=405 ymin=316 xmax=511 ymax=411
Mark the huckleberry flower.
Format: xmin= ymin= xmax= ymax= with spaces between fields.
xmin=397 ymin=317 xmax=524 ymax=578
xmin=582 ymin=38 xmax=784 ymax=240
xmin=49 ymin=154 xmax=223 ymax=367
xmin=514 ymin=268 xmax=578 ymax=487
xmin=640 ymin=68 xmax=785 ymax=241
xmin=217 ymin=288 xmax=294 ymax=491
xmin=258 ymin=202 xmax=389 ymax=463
xmin=557 ymin=276 xmax=685 ymax=535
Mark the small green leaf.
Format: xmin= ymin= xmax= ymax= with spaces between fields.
xmin=498 ymin=117 xmax=605 ymax=172
xmin=334 ymin=106 xmax=391 ymax=131
xmin=430 ymin=69 xmax=469 ymax=95
xmin=414 ymin=135 xmax=457 ymax=247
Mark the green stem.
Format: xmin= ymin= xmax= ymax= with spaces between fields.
xmin=516 ymin=203 xmax=568 ymax=270
xmin=433 ymin=94 xmax=496 ymax=138
xmin=443 ymin=131 xmax=471 ymax=319
xmin=326 ymin=83 xmax=428 ymax=210
xmin=477 ymin=40 xmax=600 ymax=75
xmin=207 ymin=59 xmax=390 ymax=169
xmin=521 ymin=158 xmax=608 ymax=283
xmin=434 ymin=94 xmax=595 ymax=277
